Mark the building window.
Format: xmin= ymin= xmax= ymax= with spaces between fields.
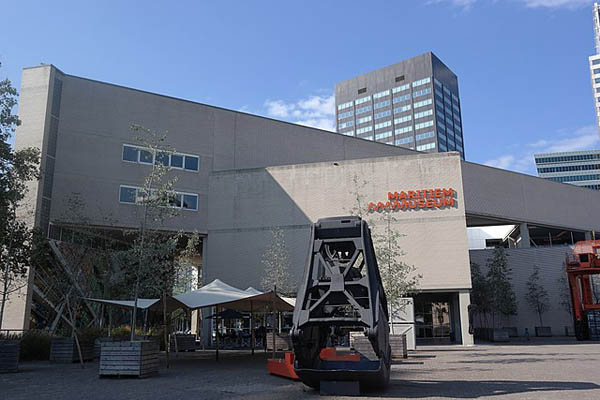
xmin=413 ymin=98 xmax=432 ymax=109
xmin=395 ymin=136 xmax=414 ymax=145
xmin=122 ymin=145 xmax=139 ymax=162
xmin=373 ymin=89 xmax=390 ymax=99
xmin=394 ymin=115 xmax=412 ymax=124
xmin=355 ymin=105 xmax=371 ymax=115
xmin=184 ymin=156 xmax=199 ymax=171
xmin=337 ymin=101 xmax=353 ymax=111
xmin=594 ymin=68 xmax=600 ymax=74
xmin=416 ymin=142 xmax=436 ymax=151
xmin=414 ymin=109 xmax=433 ymax=120
xmin=415 ymin=120 xmax=434 ymax=130
xmin=171 ymin=154 xmax=184 ymax=168
xmin=392 ymin=84 xmax=410 ymax=94
xmin=339 ymin=120 xmax=354 ymax=130
xmin=394 ymin=105 xmax=411 ymax=114
xmin=593 ymin=59 xmax=600 ymax=65
xmin=413 ymin=88 xmax=432 ymax=98
xmin=375 ymin=120 xmax=392 ymax=130
xmin=375 ymin=130 xmax=393 ymax=140
xmin=356 ymin=115 xmax=372 ymax=125
xmin=412 ymin=77 xmax=431 ymax=88
xmin=416 ymin=131 xmax=435 ymax=141
xmin=358 ymin=87 xmax=367 ymax=94
xmin=374 ymin=100 xmax=391 ymax=110
xmin=356 ymin=126 xmax=373 ymax=135
xmin=119 ymin=185 xmax=198 ymax=211
xmin=374 ymin=110 xmax=392 ymax=120
xmin=340 ymin=130 xmax=355 ymax=136
xmin=355 ymin=95 xmax=371 ymax=105
xmin=139 ymin=149 xmax=153 ymax=164
xmin=395 ymin=75 xmax=405 ymax=82
xmin=395 ymin=126 xmax=413 ymax=135
xmin=439 ymin=142 xmax=447 ymax=151
xmin=393 ymin=94 xmax=411 ymax=104
xmin=119 ymin=186 xmax=137 ymax=204
xmin=338 ymin=110 xmax=354 ymax=120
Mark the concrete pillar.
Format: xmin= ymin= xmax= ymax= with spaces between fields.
xmin=459 ymin=291 xmax=474 ymax=346
xmin=519 ymin=223 xmax=531 ymax=248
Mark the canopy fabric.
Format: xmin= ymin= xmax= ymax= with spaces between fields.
xmin=173 ymin=279 xmax=254 ymax=310
xmin=207 ymin=309 xmax=247 ymax=319
xmin=245 ymin=287 xmax=263 ymax=295
xmin=84 ymin=297 xmax=187 ymax=313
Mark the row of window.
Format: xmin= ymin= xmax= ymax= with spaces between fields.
xmin=592 ymin=59 xmax=600 ymax=65
xmin=340 ymin=130 xmax=354 ymax=136
xmin=356 ymin=105 xmax=371 ymax=115
xmin=374 ymin=99 xmax=391 ymax=109
xmin=594 ymin=68 xmax=600 ymax=75
xmin=415 ymin=120 xmax=434 ymax=130
xmin=338 ymin=101 xmax=353 ymax=111
xmin=119 ymin=185 xmax=198 ymax=210
xmin=357 ymin=126 xmax=372 ymax=135
xmin=415 ymin=131 xmax=435 ymax=141
xmin=394 ymin=104 xmax=411 ymax=113
xmin=416 ymin=142 xmax=436 ymax=151
xmin=123 ymin=145 xmax=199 ymax=171
xmin=412 ymin=77 xmax=431 ymax=88
xmin=439 ymin=141 xmax=447 ymax=151
xmin=392 ymin=83 xmax=410 ymax=94
xmin=339 ymin=120 xmax=354 ymax=129
xmin=357 ymin=115 xmax=372 ymax=125
xmin=538 ymin=164 xmax=600 ymax=173
xmin=395 ymin=126 xmax=413 ymax=135
xmin=375 ymin=130 xmax=393 ymax=140
xmin=394 ymin=115 xmax=412 ymax=124
xmin=374 ymin=110 xmax=392 ymax=120
xmin=356 ymin=96 xmax=370 ymax=105
xmin=393 ymin=94 xmax=411 ymax=104
xmin=395 ymin=136 xmax=413 ymax=145
xmin=535 ymin=154 xmax=600 ymax=164
xmin=338 ymin=110 xmax=353 ymax=120
xmin=547 ymin=174 xmax=600 ymax=183
xmin=375 ymin=120 xmax=392 ymax=130
xmin=413 ymin=88 xmax=432 ymax=98
xmin=582 ymin=184 xmax=600 ymax=190
xmin=373 ymin=89 xmax=390 ymax=99
xmin=414 ymin=98 xmax=432 ymax=109
xmin=414 ymin=109 xmax=433 ymax=120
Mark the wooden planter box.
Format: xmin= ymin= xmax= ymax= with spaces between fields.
xmin=170 ymin=334 xmax=196 ymax=352
xmin=266 ymin=333 xmax=291 ymax=351
xmin=50 ymin=337 xmax=94 ymax=363
xmin=503 ymin=327 xmax=518 ymax=337
xmin=535 ymin=326 xmax=552 ymax=337
xmin=0 ymin=340 xmax=20 ymax=373
xmin=389 ymin=334 xmax=408 ymax=359
xmin=99 ymin=341 xmax=159 ymax=378
xmin=95 ymin=337 xmax=119 ymax=359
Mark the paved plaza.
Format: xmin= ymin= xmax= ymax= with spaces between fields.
xmin=1 ymin=341 xmax=599 ymax=399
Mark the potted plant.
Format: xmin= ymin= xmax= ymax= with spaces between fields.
xmin=525 ymin=265 xmax=551 ymax=337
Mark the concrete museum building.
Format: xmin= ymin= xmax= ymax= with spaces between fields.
xmin=5 ymin=64 xmax=600 ymax=346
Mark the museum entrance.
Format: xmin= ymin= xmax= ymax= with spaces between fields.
xmin=414 ymin=292 xmax=461 ymax=345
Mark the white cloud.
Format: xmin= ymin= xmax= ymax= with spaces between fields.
xmin=430 ymin=0 xmax=591 ymax=9
xmin=263 ymin=94 xmax=335 ymax=132
xmin=484 ymin=125 xmax=600 ymax=174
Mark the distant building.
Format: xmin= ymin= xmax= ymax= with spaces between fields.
xmin=334 ymin=52 xmax=465 ymax=158
xmin=534 ymin=149 xmax=600 ymax=190
xmin=589 ymin=2 xmax=600 ymax=133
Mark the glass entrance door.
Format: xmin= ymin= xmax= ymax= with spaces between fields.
xmin=415 ymin=294 xmax=452 ymax=344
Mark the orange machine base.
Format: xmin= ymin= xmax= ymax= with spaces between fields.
xmin=267 ymin=348 xmax=362 ymax=380
xmin=267 ymin=352 xmax=299 ymax=380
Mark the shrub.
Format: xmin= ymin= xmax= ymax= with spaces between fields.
xmin=20 ymin=330 xmax=52 ymax=361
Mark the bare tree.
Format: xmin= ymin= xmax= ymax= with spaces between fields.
xmin=525 ymin=265 xmax=550 ymax=327
xmin=261 ymin=227 xmax=294 ymax=295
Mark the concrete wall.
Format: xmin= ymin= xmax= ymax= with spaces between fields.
xmin=462 ymin=161 xmax=600 ymax=232
xmin=205 ymin=152 xmax=471 ymax=292
xmin=469 ymin=246 xmax=575 ymax=336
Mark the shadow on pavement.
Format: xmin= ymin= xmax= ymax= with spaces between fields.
xmin=380 ymin=379 xmax=600 ymax=398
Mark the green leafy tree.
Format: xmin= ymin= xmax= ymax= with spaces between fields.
xmin=525 ymin=265 xmax=550 ymax=326
xmin=470 ymin=261 xmax=491 ymax=328
xmin=0 ymin=64 xmax=40 ymax=330
xmin=486 ymin=247 xmax=517 ymax=327
xmin=261 ymin=227 xmax=294 ymax=295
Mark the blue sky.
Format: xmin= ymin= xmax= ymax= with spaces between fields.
xmin=2 ymin=0 xmax=599 ymax=174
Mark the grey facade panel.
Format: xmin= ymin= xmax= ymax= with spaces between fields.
xmin=462 ymin=161 xmax=600 ymax=231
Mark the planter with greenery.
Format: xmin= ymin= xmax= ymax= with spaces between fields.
xmin=50 ymin=336 xmax=94 ymax=363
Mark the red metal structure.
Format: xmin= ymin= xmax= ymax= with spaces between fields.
xmin=566 ymin=240 xmax=600 ymax=340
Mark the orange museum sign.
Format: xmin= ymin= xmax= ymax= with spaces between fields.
xmin=367 ymin=188 xmax=456 ymax=212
